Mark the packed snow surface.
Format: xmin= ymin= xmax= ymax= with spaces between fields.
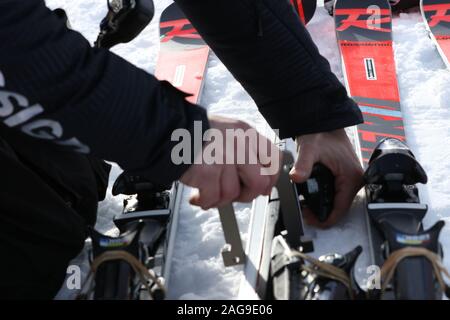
xmin=45 ymin=0 xmax=450 ymax=299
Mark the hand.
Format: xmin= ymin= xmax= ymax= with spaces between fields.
xmin=290 ymin=129 xmax=364 ymax=228
xmin=180 ymin=115 xmax=282 ymax=210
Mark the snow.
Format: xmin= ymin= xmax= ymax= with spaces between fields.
xmin=44 ymin=0 xmax=450 ymax=299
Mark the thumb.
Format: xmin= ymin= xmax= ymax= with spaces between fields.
xmin=290 ymin=149 xmax=316 ymax=183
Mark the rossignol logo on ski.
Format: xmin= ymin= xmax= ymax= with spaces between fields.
xmin=364 ymin=58 xmax=377 ymax=80
xmin=160 ymin=19 xmax=201 ymax=43
xmin=335 ymin=7 xmax=391 ymax=32
xmin=423 ymin=4 xmax=450 ymax=27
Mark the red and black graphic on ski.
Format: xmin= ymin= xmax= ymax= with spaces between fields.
xmin=421 ymin=0 xmax=450 ymax=68
xmin=155 ymin=3 xmax=209 ymax=104
xmin=289 ymin=0 xmax=317 ymax=25
xmin=335 ymin=0 xmax=405 ymax=166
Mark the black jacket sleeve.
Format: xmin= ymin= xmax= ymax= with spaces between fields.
xmin=176 ymin=0 xmax=363 ymax=139
xmin=0 ymin=0 xmax=209 ymax=187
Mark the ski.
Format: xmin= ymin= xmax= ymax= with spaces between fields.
xmin=334 ymin=0 xmax=448 ymax=299
xmin=79 ymin=2 xmax=210 ymax=300
xmin=155 ymin=2 xmax=210 ymax=104
xmin=334 ymin=0 xmax=405 ymax=285
xmin=153 ymin=1 xmax=210 ymax=290
xmin=421 ymin=0 xmax=450 ymax=69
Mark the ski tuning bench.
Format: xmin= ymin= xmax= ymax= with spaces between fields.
xmin=217 ymin=150 xmax=315 ymax=267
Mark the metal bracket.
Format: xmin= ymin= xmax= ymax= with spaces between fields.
xmin=218 ymin=204 xmax=246 ymax=266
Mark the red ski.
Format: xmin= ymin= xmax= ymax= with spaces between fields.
xmin=155 ymin=3 xmax=209 ymax=104
xmin=335 ymin=0 xmax=405 ymax=165
xmin=421 ymin=0 xmax=450 ymax=68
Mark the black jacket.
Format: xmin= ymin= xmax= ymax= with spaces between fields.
xmin=0 ymin=0 xmax=362 ymax=187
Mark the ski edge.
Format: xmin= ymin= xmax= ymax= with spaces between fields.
xmin=419 ymin=0 xmax=450 ymax=69
xmin=162 ymin=182 xmax=184 ymax=295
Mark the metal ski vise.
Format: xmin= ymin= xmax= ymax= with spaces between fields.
xmin=217 ymin=150 xmax=313 ymax=267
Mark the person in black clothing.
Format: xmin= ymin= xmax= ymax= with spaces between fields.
xmin=0 ymin=0 xmax=363 ymax=299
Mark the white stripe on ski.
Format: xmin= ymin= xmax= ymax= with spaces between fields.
xmin=173 ymin=65 xmax=186 ymax=87
xmin=359 ymin=105 xmax=403 ymax=117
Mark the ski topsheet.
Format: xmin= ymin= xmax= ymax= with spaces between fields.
xmin=335 ymin=0 xmax=407 ymax=273
xmin=421 ymin=0 xmax=450 ymax=68
xmin=155 ymin=3 xmax=210 ymax=104
xmin=335 ymin=0 xmax=405 ymax=165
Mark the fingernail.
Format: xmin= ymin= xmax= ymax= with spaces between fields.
xmin=291 ymin=169 xmax=306 ymax=181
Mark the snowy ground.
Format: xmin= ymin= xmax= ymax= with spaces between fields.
xmin=45 ymin=0 xmax=450 ymax=299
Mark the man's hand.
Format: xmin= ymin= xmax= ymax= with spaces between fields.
xmin=290 ymin=129 xmax=364 ymax=228
xmin=180 ymin=115 xmax=282 ymax=210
